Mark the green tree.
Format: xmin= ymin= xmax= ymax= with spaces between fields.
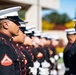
xmin=43 ymin=12 xmax=71 ymax=25
xmin=60 ymin=14 xmax=71 ymax=24
xmin=19 ymin=10 xmax=26 ymax=20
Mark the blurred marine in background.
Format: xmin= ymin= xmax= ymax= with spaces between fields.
xmin=63 ymin=28 xmax=76 ymax=75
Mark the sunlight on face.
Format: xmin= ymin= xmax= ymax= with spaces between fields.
xmin=8 ymin=20 xmax=20 ymax=36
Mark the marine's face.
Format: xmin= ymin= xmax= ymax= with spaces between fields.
xmin=67 ymin=34 xmax=76 ymax=44
xmin=13 ymin=30 xmax=25 ymax=43
xmin=40 ymin=38 xmax=47 ymax=45
xmin=51 ymin=39 xmax=59 ymax=47
xmin=18 ymin=30 xmax=25 ymax=43
xmin=46 ymin=40 xmax=51 ymax=45
xmin=24 ymin=36 xmax=32 ymax=45
xmin=8 ymin=20 xmax=20 ymax=36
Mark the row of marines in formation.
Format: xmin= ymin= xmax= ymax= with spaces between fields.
xmin=0 ymin=6 xmax=61 ymax=75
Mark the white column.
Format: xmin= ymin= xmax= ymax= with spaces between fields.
xmin=25 ymin=5 xmax=42 ymax=31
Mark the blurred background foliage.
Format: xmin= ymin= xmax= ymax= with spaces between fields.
xmin=42 ymin=20 xmax=55 ymax=30
xmin=19 ymin=10 xmax=26 ymax=20
xmin=43 ymin=12 xmax=71 ymax=24
xmin=42 ymin=11 xmax=74 ymax=30
xmin=19 ymin=10 xmax=74 ymax=30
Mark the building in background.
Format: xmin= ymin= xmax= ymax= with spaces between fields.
xmin=0 ymin=0 xmax=59 ymax=31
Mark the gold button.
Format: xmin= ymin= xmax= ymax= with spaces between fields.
xmin=17 ymin=59 xmax=19 ymax=61
xmin=16 ymin=44 xmax=19 ymax=46
xmin=22 ymin=60 xmax=24 ymax=62
xmin=2 ymin=38 xmax=4 ymax=40
xmin=9 ymin=39 xmax=12 ymax=41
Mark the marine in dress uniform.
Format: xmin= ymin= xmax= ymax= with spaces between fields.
xmin=31 ymin=34 xmax=44 ymax=64
xmin=23 ymin=30 xmax=35 ymax=63
xmin=27 ymin=32 xmax=44 ymax=75
xmin=31 ymin=33 xmax=50 ymax=75
xmin=0 ymin=6 xmax=27 ymax=75
xmin=67 ymin=28 xmax=76 ymax=75
xmin=68 ymin=41 xmax=76 ymax=75
xmin=13 ymin=29 xmax=34 ymax=75
xmin=41 ymin=34 xmax=59 ymax=75
xmin=63 ymin=28 xmax=76 ymax=75
xmin=40 ymin=36 xmax=53 ymax=75
xmin=40 ymin=35 xmax=52 ymax=64
xmin=21 ymin=29 xmax=37 ymax=75
xmin=23 ymin=31 xmax=41 ymax=75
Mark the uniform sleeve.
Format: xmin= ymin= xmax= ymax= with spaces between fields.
xmin=0 ymin=44 xmax=15 ymax=75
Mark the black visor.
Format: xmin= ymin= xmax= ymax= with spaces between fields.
xmin=7 ymin=16 xmax=24 ymax=22
xmin=19 ymin=27 xmax=27 ymax=33
xmin=0 ymin=16 xmax=25 ymax=26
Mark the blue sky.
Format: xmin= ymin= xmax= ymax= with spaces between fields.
xmin=42 ymin=0 xmax=76 ymax=19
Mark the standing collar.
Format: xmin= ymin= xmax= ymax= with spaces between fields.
xmin=0 ymin=32 xmax=13 ymax=42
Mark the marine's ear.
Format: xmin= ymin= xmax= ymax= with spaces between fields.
xmin=2 ymin=21 xmax=9 ymax=29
